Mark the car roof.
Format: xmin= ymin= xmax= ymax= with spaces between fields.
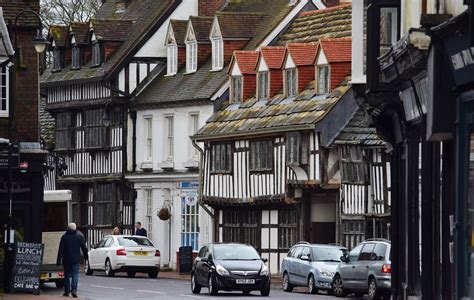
xmin=106 ymin=235 xmax=150 ymax=239
xmin=360 ymin=238 xmax=391 ymax=244
xmin=291 ymin=243 xmax=347 ymax=250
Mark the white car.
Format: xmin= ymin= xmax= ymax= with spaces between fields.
xmin=85 ymin=235 xmax=161 ymax=278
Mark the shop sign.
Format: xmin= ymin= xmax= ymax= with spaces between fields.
xmin=185 ymin=191 xmax=197 ymax=206
xmin=179 ymin=181 xmax=199 ymax=189
xmin=0 ymin=143 xmax=19 ymax=169
xmin=444 ymin=31 xmax=474 ymax=86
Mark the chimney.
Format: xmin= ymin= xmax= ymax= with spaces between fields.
xmin=199 ymin=0 xmax=227 ymax=17
xmin=116 ymin=0 xmax=131 ymax=13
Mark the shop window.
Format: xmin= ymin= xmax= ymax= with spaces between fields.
xmin=181 ymin=194 xmax=199 ymax=251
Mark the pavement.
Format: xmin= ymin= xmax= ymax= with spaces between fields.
xmin=0 ymin=271 xmax=361 ymax=300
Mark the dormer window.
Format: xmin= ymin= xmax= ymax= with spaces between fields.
xmin=72 ymin=46 xmax=81 ymax=69
xmin=92 ymin=42 xmax=102 ymax=67
xmin=167 ymin=44 xmax=177 ymax=75
xmin=257 ymin=71 xmax=269 ymax=100
xmin=53 ymin=48 xmax=62 ymax=71
xmin=186 ymin=41 xmax=197 ymax=73
xmin=212 ymin=37 xmax=223 ymax=70
xmin=317 ymin=65 xmax=329 ymax=94
xmin=230 ymin=76 xmax=242 ymax=103
xmin=285 ymin=68 xmax=297 ymax=97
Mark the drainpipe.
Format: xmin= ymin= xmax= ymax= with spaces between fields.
xmin=192 ymin=139 xmax=215 ymax=220
xmin=131 ymin=111 xmax=137 ymax=172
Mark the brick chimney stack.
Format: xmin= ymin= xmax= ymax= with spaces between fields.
xmin=198 ymin=0 xmax=227 ymax=16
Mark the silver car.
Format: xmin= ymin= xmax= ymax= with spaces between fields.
xmin=332 ymin=239 xmax=391 ymax=299
xmin=281 ymin=242 xmax=348 ymax=294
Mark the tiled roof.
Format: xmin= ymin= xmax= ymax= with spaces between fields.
xmin=133 ymin=0 xmax=295 ymax=107
xmin=0 ymin=0 xmax=40 ymax=27
xmin=216 ymin=12 xmax=264 ymax=39
xmin=286 ymin=42 xmax=319 ymax=66
xmin=189 ymin=16 xmax=213 ymax=42
xmin=259 ymin=46 xmax=286 ymax=69
xmin=319 ymin=37 xmax=352 ymax=62
xmin=193 ymin=80 xmax=351 ymax=141
xmin=278 ymin=4 xmax=352 ymax=44
xmin=49 ymin=25 xmax=69 ymax=48
xmin=70 ymin=22 xmax=89 ymax=45
xmin=333 ymin=109 xmax=385 ymax=146
xmin=41 ymin=0 xmax=175 ymax=85
xmin=91 ymin=19 xmax=135 ymax=42
xmin=230 ymin=51 xmax=259 ymax=74
xmin=169 ymin=19 xmax=188 ymax=45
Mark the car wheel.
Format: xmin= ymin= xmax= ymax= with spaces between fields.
xmin=260 ymin=286 xmax=270 ymax=297
xmin=191 ymin=273 xmax=201 ymax=294
xmin=282 ymin=272 xmax=293 ymax=292
xmin=308 ymin=274 xmax=317 ymax=294
xmin=332 ymin=274 xmax=347 ymax=297
xmin=55 ymin=280 xmax=64 ymax=289
xmin=105 ymin=259 xmax=115 ymax=277
xmin=208 ymin=274 xmax=218 ymax=295
xmin=85 ymin=260 xmax=93 ymax=276
xmin=243 ymin=291 xmax=251 ymax=295
xmin=148 ymin=269 xmax=159 ymax=279
xmin=368 ymin=277 xmax=382 ymax=300
xmin=127 ymin=271 xmax=136 ymax=278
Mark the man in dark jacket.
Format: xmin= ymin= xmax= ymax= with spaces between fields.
xmin=57 ymin=223 xmax=88 ymax=298
xmin=134 ymin=222 xmax=147 ymax=237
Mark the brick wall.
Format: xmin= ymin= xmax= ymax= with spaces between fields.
xmin=104 ymin=41 xmax=123 ymax=61
xmin=297 ymin=65 xmax=315 ymax=93
xmin=197 ymin=43 xmax=212 ymax=66
xmin=178 ymin=46 xmax=186 ymax=69
xmin=243 ymin=74 xmax=256 ymax=102
xmin=83 ymin=46 xmax=92 ymax=65
xmin=198 ymin=0 xmax=226 ymax=16
xmin=224 ymin=40 xmax=248 ymax=64
xmin=269 ymin=69 xmax=283 ymax=97
xmin=0 ymin=29 xmax=41 ymax=142
xmin=63 ymin=48 xmax=72 ymax=67
xmin=330 ymin=62 xmax=350 ymax=91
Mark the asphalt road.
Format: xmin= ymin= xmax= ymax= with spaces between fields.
xmin=41 ymin=272 xmax=362 ymax=300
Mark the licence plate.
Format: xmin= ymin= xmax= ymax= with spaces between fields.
xmin=134 ymin=251 xmax=147 ymax=256
xmin=236 ymin=279 xmax=255 ymax=284
xmin=40 ymin=273 xmax=49 ymax=280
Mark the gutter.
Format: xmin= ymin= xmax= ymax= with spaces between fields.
xmin=192 ymin=139 xmax=215 ymax=220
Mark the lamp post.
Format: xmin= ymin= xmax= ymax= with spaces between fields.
xmin=2 ymin=8 xmax=48 ymax=292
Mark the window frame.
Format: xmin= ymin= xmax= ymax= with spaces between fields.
xmin=144 ymin=188 xmax=153 ymax=238
xmin=358 ymin=243 xmax=376 ymax=261
xmin=165 ymin=115 xmax=174 ymax=160
xmin=284 ymin=68 xmax=297 ymax=97
xmin=286 ymin=132 xmax=309 ymax=166
xmin=316 ymin=64 xmax=330 ymax=94
xmin=210 ymin=142 xmax=233 ymax=174
xmin=257 ymin=71 xmax=269 ymax=100
xmin=167 ymin=44 xmax=178 ymax=75
xmin=53 ymin=48 xmax=62 ymax=71
xmin=186 ymin=41 xmax=197 ymax=73
xmin=0 ymin=65 xmax=9 ymax=118
xmin=181 ymin=195 xmax=200 ymax=251
xmin=230 ymin=75 xmax=243 ymax=103
xmin=189 ymin=113 xmax=199 ymax=159
xmin=144 ymin=116 xmax=153 ymax=162
xmin=249 ymin=139 xmax=274 ymax=173
xmin=55 ymin=112 xmax=76 ymax=150
xmin=71 ymin=46 xmax=81 ymax=70
xmin=84 ymin=108 xmax=110 ymax=150
xmin=91 ymin=42 xmax=102 ymax=67
xmin=211 ymin=37 xmax=224 ymax=71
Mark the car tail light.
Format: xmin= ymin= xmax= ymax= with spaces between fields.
xmin=58 ymin=272 xmax=64 ymax=277
xmin=381 ymin=264 xmax=391 ymax=273
xmin=155 ymin=250 xmax=161 ymax=257
xmin=116 ymin=248 xmax=126 ymax=256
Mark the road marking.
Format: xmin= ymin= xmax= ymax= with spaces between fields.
xmin=179 ymin=294 xmax=205 ymax=299
xmin=136 ymin=289 xmax=167 ymax=295
xmin=90 ymin=284 xmax=124 ymax=290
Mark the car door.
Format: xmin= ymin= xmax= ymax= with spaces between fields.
xmin=295 ymin=246 xmax=312 ymax=285
xmin=339 ymin=243 xmax=363 ymax=289
xmin=353 ymin=243 xmax=375 ymax=290
xmin=89 ymin=238 xmax=106 ymax=269
xmin=288 ymin=246 xmax=303 ymax=284
xmin=195 ymin=246 xmax=209 ymax=286
xmin=102 ymin=236 xmax=115 ymax=263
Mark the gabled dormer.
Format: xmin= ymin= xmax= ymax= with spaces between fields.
xmin=69 ymin=22 xmax=89 ymax=70
xmin=188 ymin=16 xmax=213 ymax=66
xmin=256 ymin=46 xmax=286 ymax=100
xmin=184 ymin=21 xmax=198 ymax=73
xmin=48 ymin=25 xmax=69 ymax=72
xmin=228 ymin=50 xmax=258 ymax=103
xmin=165 ymin=20 xmax=187 ymax=75
xmin=315 ymin=38 xmax=351 ymax=94
xmin=282 ymin=43 xmax=318 ymax=97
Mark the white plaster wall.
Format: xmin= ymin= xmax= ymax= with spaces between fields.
xmin=135 ymin=104 xmax=213 ymax=171
xmin=444 ymin=0 xmax=467 ymax=16
xmin=135 ymin=0 xmax=198 ymax=58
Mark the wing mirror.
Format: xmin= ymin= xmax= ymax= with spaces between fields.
xmin=300 ymin=255 xmax=311 ymax=261
xmin=261 ymin=258 xmax=268 ymax=263
xmin=340 ymin=255 xmax=349 ymax=263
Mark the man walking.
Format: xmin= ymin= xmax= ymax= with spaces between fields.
xmin=57 ymin=223 xmax=88 ymax=298
xmin=134 ymin=222 xmax=147 ymax=237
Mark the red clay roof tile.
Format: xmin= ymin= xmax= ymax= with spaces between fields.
xmin=285 ymin=42 xmax=319 ymax=66
xmin=259 ymin=46 xmax=286 ymax=69
xmin=319 ymin=37 xmax=351 ymax=63
xmin=229 ymin=50 xmax=259 ymax=75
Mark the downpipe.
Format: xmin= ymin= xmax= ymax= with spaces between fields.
xmin=191 ymin=139 xmax=215 ymax=220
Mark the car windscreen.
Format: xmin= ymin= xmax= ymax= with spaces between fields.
xmin=213 ymin=244 xmax=261 ymax=260
xmin=118 ymin=237 xmax=154 ymax=247
xmin=312 ymin=247 xmax=348 ymax=262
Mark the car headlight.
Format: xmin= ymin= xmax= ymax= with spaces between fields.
xmin=318 ymin=268 xmax=334 ymax=277
xmin=260 ymin=264 xmax=269 ymax=276
xmin=216 ymin=264 xmax=229 ymax=276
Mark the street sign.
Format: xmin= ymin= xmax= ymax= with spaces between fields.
xmin=0 ymin=143 xmax=19 ymax=169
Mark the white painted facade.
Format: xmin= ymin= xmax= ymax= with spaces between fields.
xmin=127 ymin=104 xmax=214 ymax=268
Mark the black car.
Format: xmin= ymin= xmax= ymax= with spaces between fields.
xmin=191 ymin=243 xmax=271 ymax=296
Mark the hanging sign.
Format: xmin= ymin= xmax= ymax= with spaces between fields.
xmin=185 ymin=192 xmax=197 ymax=206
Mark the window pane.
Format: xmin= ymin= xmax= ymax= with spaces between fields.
xmin=359 ymin=243 xmax=376 ymax=261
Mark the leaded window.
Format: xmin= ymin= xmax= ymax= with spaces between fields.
xmin=287 ymin=132 xmax=309 ymax=165
xmin=222 ymin=210 xmax=259 ymax=249
xmin=72 ymin=46 xmax=81 ymax=69
xmin=278 ymin=209 xmax=298 ymax=249
xmin=55 ymin=112 xmax=75 ymax=150
xmin=249 ymin=140 xmax=273 ymax=172
xmin=230 ymin=76 xmax=242 ymax=103
xmin=84 ymin=108 xmax=109 ymax=149
xmin=340 ymin=145 xmax=366 ymax=183
xmin=211 ymin=143 xmax=232 ymax=173
xmin=94 ymin=183 xmax=114 ymax=226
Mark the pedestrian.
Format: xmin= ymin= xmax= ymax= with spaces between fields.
xmin=112 ymin=227 xmax=121 ymax=235
xmin=56 ymin=222 xmax=88 ymax=298
xmin=134 ymin=222 xmax=147 ymax=237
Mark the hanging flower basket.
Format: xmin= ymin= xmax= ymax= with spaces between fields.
xmin=157 ymin=207 xmax=171 ymax=221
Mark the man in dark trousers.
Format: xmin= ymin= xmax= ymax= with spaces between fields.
xmin=57 ymin=223 xmax=88 ymax=298
xmin=134 ymin=221 xmax=147 ymax=237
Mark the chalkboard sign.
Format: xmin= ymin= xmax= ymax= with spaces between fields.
xmin=11 ymin=242 xmax=44 ymax=295
xmin=179 ymin=246 xmax=193 ymax=274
